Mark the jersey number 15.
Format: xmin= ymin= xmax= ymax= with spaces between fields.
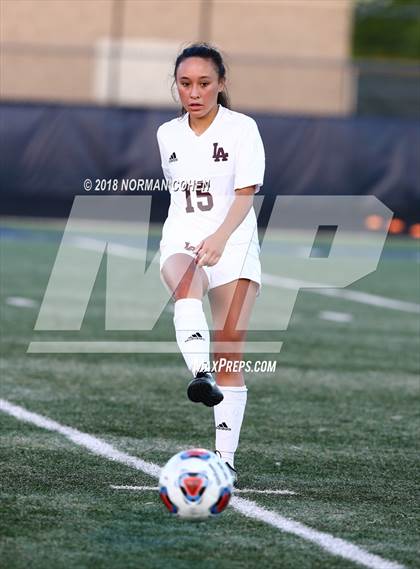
xmin=185 ymin=188 xmax=214 ymax=213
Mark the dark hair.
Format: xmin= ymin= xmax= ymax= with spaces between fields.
xmin=172 ymin=42 xmax=231 ymax=115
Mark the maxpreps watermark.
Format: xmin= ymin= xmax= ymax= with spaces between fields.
xmin=83 ymin=178 xmax=210 ymax=192
xmin=206 ymin=360 xmax=277 ymax=373
xmin=28 ymin=195 xmax=394 ymax=354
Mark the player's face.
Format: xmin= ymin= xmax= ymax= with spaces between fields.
xmin=176 ymin=57 xmax=224 ymax=117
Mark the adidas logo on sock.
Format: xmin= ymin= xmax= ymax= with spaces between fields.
xmin=216 ymin=422 xmax=231 ymax=431
xmin=169 ymin=152 xmax=178 ymax=163
xmin=185 ymin=332 xmax=205 ymax=342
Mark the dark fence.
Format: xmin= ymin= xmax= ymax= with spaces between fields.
xmin=1 ymin=101 xmax=419 ymax=223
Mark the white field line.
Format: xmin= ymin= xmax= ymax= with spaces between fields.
xmin=319 ymin=311 xmax=353 ymax=323
xmin=6 ymin=296 xmax=39 ymax=308
xmin=262 ymin=274 xmax=420 ymax=314
xmin=0 ymin=398 xmax=159 ymax=478
xmin=110 ymin=485 xmax=297 ymax=496
xmin=0 ymin=398 xmax=405 ymax=569
xmin=230 ymin=496 xmax=405 ymax=569
xmin=73 ymin=237 xmax=419 ymax=314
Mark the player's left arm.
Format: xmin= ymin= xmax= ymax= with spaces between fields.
xmin=215 ymin=185 xmax=256 ymax=240
xmin=194 ymin=185 xmax=257 ymax=267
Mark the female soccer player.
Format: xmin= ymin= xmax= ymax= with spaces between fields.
xmin=157 ymin=43 xmax=265 ymax=483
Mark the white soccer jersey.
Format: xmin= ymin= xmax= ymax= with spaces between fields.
xmin=156 ymin=104 xmax=265 ymax=247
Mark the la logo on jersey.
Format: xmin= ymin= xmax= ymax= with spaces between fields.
xmin=212 ymin=143 xmax=229 ymax=162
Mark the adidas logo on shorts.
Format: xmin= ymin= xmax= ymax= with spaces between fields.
xmin=169 ymin=152 xmax=178 ymax=163
xmin=185 ymin=332 xmax=205 ymax=342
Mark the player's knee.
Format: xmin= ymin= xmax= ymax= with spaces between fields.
xmin=173 ymin=289 xmax=201 ymax=301
xmin=174 ymin=275 xmax=203 ymax=300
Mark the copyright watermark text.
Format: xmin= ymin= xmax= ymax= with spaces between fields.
xmin=83 ymin=178 xmax=171 ymax=192
xmin=83 ymin=178 xmax=211 ymax=193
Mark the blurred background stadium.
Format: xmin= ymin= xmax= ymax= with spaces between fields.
xmin=1 ymin=0 xmax=419 ymax=231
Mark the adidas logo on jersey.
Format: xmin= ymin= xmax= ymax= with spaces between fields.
xmin=216 ymin=422 xmax=231 ymax=431
xmin=169 ymin=152 xmax=178 ymax=163
xmin=185 ymin=332 xmax=205 ymax=342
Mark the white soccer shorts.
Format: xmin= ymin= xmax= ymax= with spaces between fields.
xmin=159 ymin=235 xmax=261 ymax=297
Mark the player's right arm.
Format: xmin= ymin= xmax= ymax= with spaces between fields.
xmin=157 ymin=125 xmax=171 ymax=183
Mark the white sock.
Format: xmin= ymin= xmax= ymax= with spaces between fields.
xmin=214 ymin=385 xmax=248 ymax=468
xmin=173 ymin=298 xmax=211 ymax=377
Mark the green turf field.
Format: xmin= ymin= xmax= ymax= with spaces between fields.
xmin=0 ymin=218 xmax=419 ymax=569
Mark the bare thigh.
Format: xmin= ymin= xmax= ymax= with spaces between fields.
xmin=161 ymin=253 xmax=210 ymax=301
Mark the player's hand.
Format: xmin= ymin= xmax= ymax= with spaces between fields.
xmin=194 ymin=231 xmax=228 ymax=267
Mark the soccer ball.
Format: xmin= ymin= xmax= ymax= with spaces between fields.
xmin=158 ymin=448 xmax=234 ymax=519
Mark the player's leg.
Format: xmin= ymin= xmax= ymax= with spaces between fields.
xmin=161 ymin=253 xmax=223 ymax=406
xmin=208 ymin=278 xmax=259 ymax=475
xmin=161 ymin=253 xmax=210 ymax=375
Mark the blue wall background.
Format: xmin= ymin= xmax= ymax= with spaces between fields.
xmin=1 ymin=102 xmax=419 ymax=222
